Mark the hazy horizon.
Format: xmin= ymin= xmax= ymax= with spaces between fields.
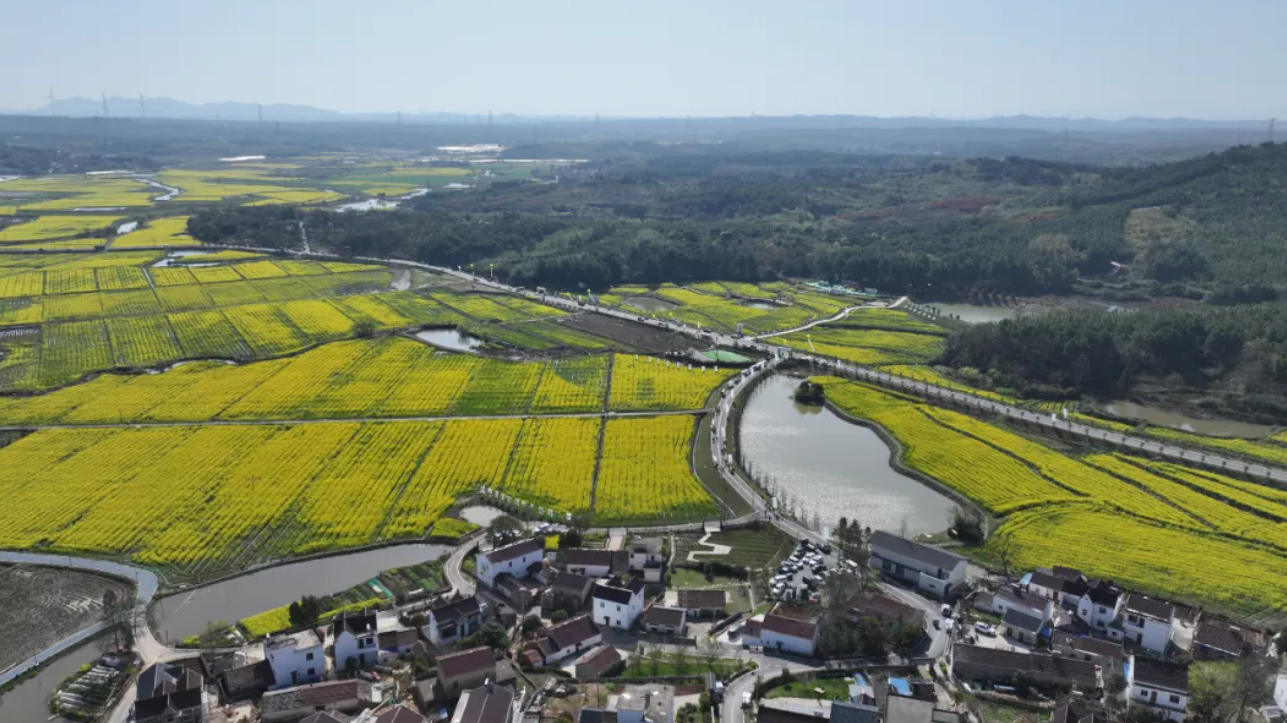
xmin=4 ymin=0 xmax=1284 ymax=120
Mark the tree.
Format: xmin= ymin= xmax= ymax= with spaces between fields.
xmin=646 ymin=645 xmax=664 ymax=676
xmin=675 ymin=648 xmax=690 ymax=675
xmin=569 ymin=510 xmax=593 ymax=532
xmin=1105 ymin=673 xmax=1128 ymax=714
xmin=288 ymin=595 xmax=323 ymax=628
xmin=991 ymin=531 xmax=1019 ymax=579
xmin=487 ymin=515 xmax=526 ymax=546
xmin=1189 ymin=661 xmax=1237 ymax=723
xmin=1229 ymin=654 xmax=1276 ymax=723
xmin=832 ymin=519 xmax=871 ymax=586
xmin=461 ymin=622 xmax=510 ymax=651
xmin=551 ymin=609 xmax=569 ymax=623
xmin=521 ymin=615 xmax=544 ymax=638
xmin=558 ymin=528 xmax=583 ymax=549
xmin=951 ymin=505 xmax=986 ymax=544
xmin=100 ymin=588 xmax=133 ymax=650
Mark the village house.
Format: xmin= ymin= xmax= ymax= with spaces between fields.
xmin=848 ymin=589 xmax=927 ymax=635
xmin=1027 ymin=567 xmax=1089 ymax=609
xmin=259 ymin=679 xmax=380 ymax=723
xmin=495 ymin=573 xmax=541 ymax=611
xmin=575 ymin=645 xmax=625 ymax=679
xmin=677 ymin=589 xmax=726 ymax=619
xmin=1121 ymin=595 xmax=1174 ymax=654
xmin=976 ymin=585 xmax=1054 ymax=622
xmin=1002 ymin=608 xmax=1047 ymax=646
xmin=522 ymin=614 xmax=603 ymax=668
xmin=592 ymin=575 xmax=646 ymax=629
xmin=640 ymin=604 xmax=688 ymax=636
xmin=1076 ymin=579 xmax=1124 ymax=632
xmin=133 ymin=662 xmax=207 ymax=723
xmin=265 ymin=628 xmax=326 ymax=689
xmin=546 ymin=570 xmax=595 ymax=613
xmin=742 ymin=611 xmax=819 ymax=657
xmin=477 ymin=538 xmax=544 ymax=588
xmin=951 ymin=644 xmax=1099 ymax=691
xmin=1192 ymin=618 xmax=1263 ymax=660
xmin=451 ymin=683 xmax=520 ymax=723
xmin=1051 ymin=631 xmax=1125 ymax=676
xmin=332 ymin=609 xmax=379 ymax=670
xmin=438 ymin=646 xmax=497 ymax=699
xmin=1127 ymin=656 xmax=1188 ymax=722
xmin=1049 ymin=701 xmax=1116 ymax=723
xmin=375 ymin=706 xmax=430 ymax=723
xmin=868 ymin=531 xmax=967 ymax=598
xmin=628 ymin=537 xmax=665 ymax=582
xmin=616 ymin=684 xmax=675 ymax=723
xmin=425 ymin=593 xmax=486 ymax=646
xmin=561 ymin=549 xmax=617 ymax=578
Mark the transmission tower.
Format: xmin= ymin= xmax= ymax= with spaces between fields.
xmin=488 ymin=110 xmax=492 ymax=127
xmin=101 ymin=92 xmax=109 ymax=118
xmin=397 ymin=110 xmax=402 ymax=126
xmin=1269 ymin=118 xmax=1277 ymax=143
xmin=48 ymin=89 xmax=55 ymax=117
xmin=258 ymin=104 xmax=263 ymax=122
xmin=139 ymin=93 xmax=146 ymax=118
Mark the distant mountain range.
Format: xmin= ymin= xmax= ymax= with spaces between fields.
xmin=2 ymin=96 xmax=1274 ymax=132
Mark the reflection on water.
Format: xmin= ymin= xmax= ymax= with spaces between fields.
xmin=0 ymin=641 xmax=104 ymax=723
xmin=932 ymin=303 xmax=1020 ymax=324
xmin=1103 ymin=400 xmax=1273 ymax=439
xmin=414 ymin=329 xmax=484 ymax=352
xmin=458 ymin=505 xmax=506 ymax=527
xmin=155 ymin=543 xmax=448 ymax=642
xmin=739 ymin=374 xmax=955 ymax=535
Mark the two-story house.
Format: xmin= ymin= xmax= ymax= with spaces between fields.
xmin=265 ymin=628 xmax=325 ymax=689
xmin=133 ymin=662 xmax=207 ymax=723
xmin=1128 ymin=656 xmax=1188 ymax=722
xmin=546 ymin=570 xmax=595 ymax=613
xmin=868 ymin=530 xmax=967 ymax=598
xmin=628 ymin=537 xmax=665 ymax=582
xmin=1026 ymin=567 xmax=1088 ymax=609
xmin=977 ymin=585 xmax=1054 ymax=622
xmin=1076 ymin=579 xmax=1123 ymax=632
xmin=521 ymin=614 xmax=603 ymax=667
xmin=1122 ymin=595 xmax=1174 ymax=654
xmin=561 ymin=549 xmax=616 ymax=578
xmin=477 ymin=538 xmax=544 ymax=589
xmin=425 ymin=593 xmax=486 ymax=646
xmin=591 ymin=575 xmax=646 ymax=629
xmin=437 ymin=646 xmax=497 ymax=699
xmin=641 ymin=605 xmax=687 ymax=636
xmin=332 ymin=610 xmax=379 ymax=670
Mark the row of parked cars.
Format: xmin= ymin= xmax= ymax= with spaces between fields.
xmin=769 ymin=539 xmax=860 ymax=600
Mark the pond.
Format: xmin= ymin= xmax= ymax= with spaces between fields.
xmin=335 ymin=198 xmax=401 ymax=212
xmin=457 ymin=505 xmax=506 ymax=527
xmin=1101 ymin=400 xmax=1274 ymax=439
xmin=931 ymin=303 xmax=1021 ymax=324
xmin=742 ymin=301 xmax=778 ymax=311
xmin=0 ymin=641 xmax=104 ymax=723
xmin=115 ymin=221 xmax=139 ymax=235
xmin=738 ymin=374 xmax=956 ymax=535
xmin=624 ymin=296 xmax=679 ymax=312
xmin=150 ymin=250 xmax=215 ymax=268
xmin=414 ymin=328 xmax=485 ymax=352
xmin=153 ymin=543 xmax=449 ymax=643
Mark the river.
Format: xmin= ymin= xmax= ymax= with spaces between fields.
xmin=0 ymin=641 xmax=103 ymax=723
xmin=153 ymin=543 xmax=448 ymax=643
xmin=738 ymin=374 xmax=955 ymax=535
xmin=1101 ymin=400 xmax=1274 ymax=439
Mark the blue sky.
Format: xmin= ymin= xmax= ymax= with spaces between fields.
xmin=3 ymin=0 xmax=1282 ymax=119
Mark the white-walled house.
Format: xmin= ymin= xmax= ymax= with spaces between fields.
xmin=1026 ymin=567 xmax=1088 ymax=609
xmin=425 ymin=594 xmax=485 ymax=646
xmin=477 ymin=538 xmax=545 ymax=588
xmin=561 ymin=549 xmax=615 ymax=578
xmin=741 ymin=612 xmax=819 ymax=657
xmin=265 ymin=629 xmax=326 ymax=688
xmin=628 ymin=537 xmax=665 ymax=582
xmin=1122 ymin=595 xmax=1174 ymax=654
xmin=1076 ymin=580 xmax=1123 ymax=633
xmin=978 ymin=585 xmax=1054 ymax=622
xmin=1128 ymin=656 xmax=1188 ymax=722
xmin=591 ymin=575 xmax=645 ymax=630
xmin=521 ymin=614 xmax=602 ymax=668
xmin=333 ymin=610 xmax=379 ymax=670
xmin=869 ymin=530 xmax=967 ymax=598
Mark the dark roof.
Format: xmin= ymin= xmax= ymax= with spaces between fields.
xmin=221 ymin=659 xmax=274 ymax=694
xmin=333 ymin=609 xmax=378 ymax=638
xmin=552 ymin=571 xmax=594 ymax=597
xmin=456 ymin=684 xmax=515 ymax=723
xmin=870 ymin=530 xmax=965 ymax=571
xmin=137 ymin=662 xmax=202 ymax=699
xmin=1131 ymin=657 xmax=1189 ymax=693
xmin=1124 ymin=595 xmax=1173 ymax=621
xmin=832 ymin=701 xmax=881 ymax=723
xmin=432 ymin=594 xmax=482 ymax=623
xmin=579 ymin=709 xmax=618 ymax=723
xmin=1195 ymin=619 xmax=1256 ymax=655
xmin=642 ymin=605 xmax=686 ymax=628
xmin=953 ymin=645 xmax=1098 ymax=687
xmin=629 ymin=537 xmax=663 ymax=554
xmin=757 ymin=705 xmax=829 ymax=723
xmin=1051 ymin=566 xmax=1084 ymax=581
xmin=302 ymin=713 xmax=352 ymax=723
xmin=1083 ymin=580 xmax=1121 ymax=607
xmin=376 ymin=705 xmax=429 ymax=723
xmin=848 ymin=590 xmax=926 ymax=628
xmin=379 ymin=628 xmax=420 ymax=649
xmin=1003 ymin=608 xmax=1046 ymax=633
xmin=299 ymin=679 xmax=367 ymax=707
xmin=485 ymin=538 xmax=543 ymax=564
xmin=678 ymin=589 xmax=727 ymax=610
xmin=563 ymin=549 xmax=615 ymax=568
xmin=576 ymin=646 xmax=624 ymax=678
xmin=1030 ymin=570 xmax=1087 ymax=597
xmin=762 ymin=613 xmax=818 ymax=641
xmin=1051 ymin=632 xmax=1123 ymax=661
xmin=438 ymin=646 xmax=495 ymax=681
xmin=591 ymin=577 xmax=641 ymax=605
xmin=134 ymin=687 xmax=203 ymax=719
xmin=994 ymin=585 xmax=1046 ymax=610
xmin=744 ymin=618 xmax=762 ymax=638
xmin=547 ymin=614 xmax=599 ymax=650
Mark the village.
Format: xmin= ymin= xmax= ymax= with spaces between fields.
xmin=65 ymin=517 xmax=1284 ymax=723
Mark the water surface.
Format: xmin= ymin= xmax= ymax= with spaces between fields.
xmin=1102 ymin=400 xmax=1273 ymax=439
xmin=154 ymin=543 xmax=448 ymax=642
xmin=739 ymin=374 xmax=955 ymax=535
xmin=0 ymin=642 xmax=104 ymax=723
xmin=415 ymin=329 xmax=484 ymax=352
xmin=931 ymin=303 xmax=1020 ymax=324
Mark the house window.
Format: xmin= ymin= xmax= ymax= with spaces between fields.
xmin=306 ymin=652 xmax=314 ymax=660
xmin=357 ymin=638 xmax=365 ymax=649
xmin=1099 ymin=607 xmax=1107 ymax=614
xmin=616 ymin=605 xmax=621 ymax=611
xmin=308 ymin=667 xmax=315 ymax=676
xmin=1169 ymin=695 xmax=1180 ymax=704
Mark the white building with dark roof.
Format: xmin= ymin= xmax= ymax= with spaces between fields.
xmin=1027 ymin=567 xmax=1088 ymax=609
xmin=592 ymin=575 xmax=646 ymax=629
xmin=265 ymin=628 xmax=326 ymax=689
xmin=451 ymin=683 xmax=519 ymax=723
xmin=562 ymin=549 xmax=617 ymax=578
xmin=641 ymin=605 xmax=687 ymax=636
xmin=1051 ymin=631 xmax=1124 ymax=675
xmin=332 ymin=610 xmax=379 ymax=670
xmin=628 ymin=537 xmax=665 ymax=582
xmin=1076 ymin=579 xmax=1123 ymax=632
xmin=1001 ymin=608 xmax=1046 ymax=645
xmin=1128 ymin=655 xmax=1188 ymax=722
xmin=477 ymin=538 xmax=545 ymax=588
xmin=869 ymin=530 xmax=967 ymax=598
xmin=1122 ymin=595 xmax=1174 ymax=654
xmin=425 ymin=593 xmax=486 ymax=646
xmin=741 ymin=611 xmax=819 ymax=657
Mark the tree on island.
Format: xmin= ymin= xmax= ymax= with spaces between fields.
xmin=794 ymin=380 xmax=825 ymax=405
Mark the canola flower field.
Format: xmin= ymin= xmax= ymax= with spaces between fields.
xmin=816 ymin=375 xmax=1287 ymax=619
xmin=770 ymin=326 xmax=944 ymax=365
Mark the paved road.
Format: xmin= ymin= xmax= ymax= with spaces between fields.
xmin=0 ymin=553 xmax=159 ymax=686
xmin=445 ymin=535 xmax=481 ymax=596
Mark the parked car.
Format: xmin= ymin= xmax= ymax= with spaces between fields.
xmin=974 ymin=622 xmax=996 ymax=636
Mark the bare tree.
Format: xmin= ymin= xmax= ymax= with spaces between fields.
xmin=993 ymin=531 xmax=1018 ymax=579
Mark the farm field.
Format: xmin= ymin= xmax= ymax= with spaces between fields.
xmin=601 ymin=282 xmax=860 ymax=335
xmin=0 ymin=414 xmax=716 ymax=580
xmin=817 ymin=375 xmax=1287 ymax=620
xmin=0 ymin=339 xmax=730 ymax=424
xmin=111 ymin=216 xmax=200 ymax=247
xmin=768 ymin=326 xmax=944 ymax=365
xmin=0 ymin=563 xmax=135 ymax=671
xmin=0 ymin=215 xmax=122 ymax=243
xmin=828 ymin=307 xmax=947 ymax=335
xmin=0 ymin=176 xmax=154 ymax=211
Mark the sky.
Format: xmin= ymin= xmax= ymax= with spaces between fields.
xmin=3 ymin=0 xmax=1283 ymax=120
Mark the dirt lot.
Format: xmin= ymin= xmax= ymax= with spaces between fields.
xmin=560 ymin=312 xmax=695 ymax=353
xmin=0 ymin=564 xmax=135 ymax=670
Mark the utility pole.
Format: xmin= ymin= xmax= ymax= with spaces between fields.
xmin=488 ymin=110 xmax=492 ymax=127
xmin=48 ymin=89 xmax=55 ymax=117
xmin=101 ymin=92 xmax=109 ymax=118
xmin=258 ymin=104 xmax=263 ymax=123
xmin=397 ymin=110 xmax=402 ymax=127
xmin=139 ymin=93 xmax=146 ymax=118
xmin=1269 ymin=118 xmax=1277 ymax=143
